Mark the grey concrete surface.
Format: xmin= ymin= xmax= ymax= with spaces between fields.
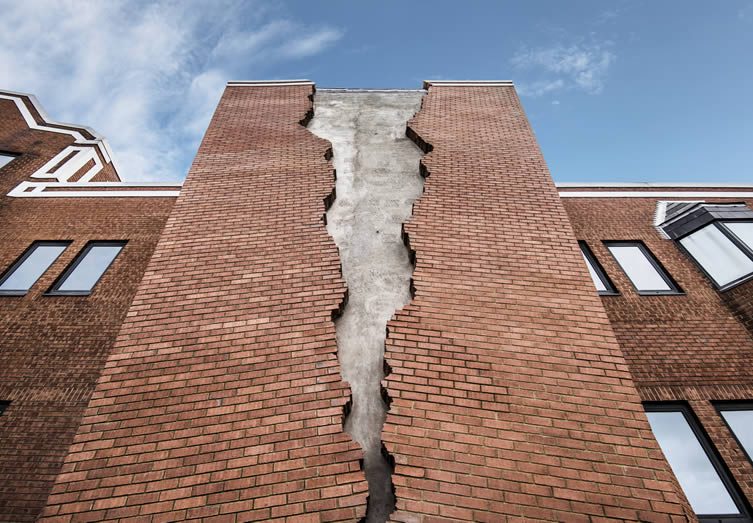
xmin=309 ymin=90 xmax=425 ymax=522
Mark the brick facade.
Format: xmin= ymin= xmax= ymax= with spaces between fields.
xmin=562 ymin=189 xmax=753 ymax=510
xmin=0 ymin=97 xmax=175 ymax=521
xmin=382 ymin=84 xmax=690 ymax=521
xmin=2 ymin=82 xmax=752 ymax=522
xmin=38 ymin=84 xmax=368 ymax=522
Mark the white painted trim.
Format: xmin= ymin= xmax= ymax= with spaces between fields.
xmin=556 ymin=182 xmax=753 ymax=188
xmin=423 ymin=80 xmax=514 ymax=88
xmin=0 ymin=91 xmax=113 ymax=164
xmin=8 ymin=181 xmax=181 ymax=198
xmin=559 ymin=191 xmax=753 ymax=198
xmin=227 ymin=80 xmax=313 ymax=87
xmin=31 ymin=146 xmax=101 ymax=182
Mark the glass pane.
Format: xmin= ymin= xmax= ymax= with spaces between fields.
xmin=581 ymin=250 xmax=607 ymax=291
xmin=57 ymin=244 xmax=122 ymax=292
xmin=725 ymin=222 xmax=753 ymax=251
xmin=0 ymin=244 xmax=67 ymax=291
xmin=646 ymin=411 xmax=739 ymax=516
xmin=720 ymin=409 xmax=753 ymax=459
xmin=0 ymin=154 xmax=15 ymax=169
xmin=608 ymin=245 xmax=672 ymax=291
xmin=680 ymin=225 xmax=753 ymax=287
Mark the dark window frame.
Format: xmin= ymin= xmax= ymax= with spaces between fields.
xmin=578 ymin=241 xmax=618 ymax=295
xmin=714 ymin=401 xmax=753 ymax=468
xmin=0 ymin=241 xmax=71 ymax=296
xmin=46 ymin=240 xmax=127 ymax=296
xmin=604 ymin=240 xmax=683 ymax=296
xmin=645 ymin=402 xmax=752 ymax=523
xmin=675 ymin=220 xmax=753 ymax=292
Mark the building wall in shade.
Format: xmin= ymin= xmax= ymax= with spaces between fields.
xmin=562 ymin=188 xmax=753 ymax=508
xmin=0 ymin=96 xmax=175 ymax=521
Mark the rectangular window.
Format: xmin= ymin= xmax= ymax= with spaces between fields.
xmin=0 ymin=152 xmax=17 ymax=169
xmin=579 ymin=241 xmax=617 ymax=295
xmin=0 ymin=242 xmax=70 ymax=295
xmin=679 ymin=224 xmax=753 ymax=289
xmin=645 ymin=404 xmax=749 ymax=522
xmin=606 ymin=241 xmax=681 ymax=295
xmin=48 ymin=241 xmax=125 ymax=295
xmin=0 ymin=401 xmax=9 ymax=415
xmin=715 ymin=403 xmax=753 ymax=466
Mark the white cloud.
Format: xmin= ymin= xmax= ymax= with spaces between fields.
xmin=0 ymin=0 xmax=343 ymax=181
xmin=511 ymin=41 xmax=615 ymax=96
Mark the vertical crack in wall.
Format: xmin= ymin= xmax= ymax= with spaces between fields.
xmin=309 ymin=90 xmax=425 ymax=522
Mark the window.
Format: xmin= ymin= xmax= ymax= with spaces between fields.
xmin=0 ymin=401 xmax=8 ymax=415
xmin=658 ymin=202 xmax=753 ymax=291
xmin=579 ymin=241 xmax=617 ymax=295
xmin=715 ymin=403 xmax=753 ymax=466
xmin=0 ymin=242 xmax=69 ymax=295
xmin=679 ymin=224 xmax=753 ymax=289
xmin=0 ymin=152 xmax=17 ymax=169
xmin=645 ymin=404 xmax=750 ymax=522
xmin=605 ymin=242 xmax=681 ymax=295
xmin=48 ymin=241 xmax=125 ymax=295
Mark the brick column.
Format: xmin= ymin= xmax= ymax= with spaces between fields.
xmin=39 ymin=83 xmax=367 ymax=522
xmin=383 ymin=82 xmax=691 ymax=521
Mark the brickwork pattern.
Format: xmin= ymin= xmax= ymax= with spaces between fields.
xmin=382 ymin=86 xmax=690 ymax=522
xmin=563 ymin=194 xmax=753 ymax=508
xmin=0 ymin=100 xmax=174 ymax=521
xmin=39 ymin=85 xmax=367 ymax=522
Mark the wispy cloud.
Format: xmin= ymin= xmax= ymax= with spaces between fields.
xmin=0 ymin=0 xmax=343 ymax=181
xmin=511 ymin=41 xmax=615 ymax=96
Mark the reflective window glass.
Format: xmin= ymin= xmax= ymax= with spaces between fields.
xmin=0 ymin=242 xmax=68 ymax=293
xmin=646 ymin=409 xmax=741 ymax=517
xmin=51 ymin=242 xmax=124 ymax=294
xmin=680 ymin=225 xmax=753 ymax=287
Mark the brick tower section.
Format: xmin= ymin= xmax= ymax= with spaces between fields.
xmin=39 ymin=84 xmax=367 ymax=522
xmin=382 ymin=85 xmax=692 ymax=521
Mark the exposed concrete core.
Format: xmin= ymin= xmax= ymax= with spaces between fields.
xmin=309 ymin=90 xmax=424 ymax=521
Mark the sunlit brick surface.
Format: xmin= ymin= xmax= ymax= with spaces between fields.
xmin=382 ymin=86 xmax=691 ymax=521
xmin=38 ymin=86 xmax=367 ymax=522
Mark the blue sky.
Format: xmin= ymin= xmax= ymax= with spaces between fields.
xmin=0 ymin=1 xmax=751 ymax=183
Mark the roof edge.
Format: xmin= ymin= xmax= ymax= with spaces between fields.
xmin=423 ymin=80 xmax=514 ymax=89
xmin=227 ymin=80 xmax=314 ymax=87
xmin=0 ymin=89 xmax=117 ymax=175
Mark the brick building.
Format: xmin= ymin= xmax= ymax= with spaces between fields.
xmin=0 ymin=81 xmax=751 ymax=522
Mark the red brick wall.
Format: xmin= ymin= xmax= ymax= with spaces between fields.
xmin=382 ymin=85 xmax=690 ymax=521
xmin=39 ymin=85 xmax=368 ymax=522
xmin=562 ymin=193 xmax=753 ymax=508
xmin=0 ymin=101 xmax=174 ymax=521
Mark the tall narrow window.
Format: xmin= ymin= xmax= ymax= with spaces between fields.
xmin=645 ymin=404 xmax=749 ymax=522
xmin=48 ymin=241 xmax=125 ymax=295
xmin=0 ymin=152 xmax=17 ymax=169
xmin=579 ymin=241 xmax=616 ymax=295
xmin=715 ymin=403 xmax=753 ymax=466
xmin=0 ymin=242 xmax=69 ymax=295
xmin=606 ymin=242 xmax=681 ymax=295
